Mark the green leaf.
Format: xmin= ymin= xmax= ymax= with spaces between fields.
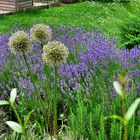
xmin=6 ymin=121 xmax=23 ymax=133
xmin=0 ymin=100 xmax=9 ymax=106
xmin=10 ymin=88 xmax=17 ymax=104
xmin=125 ymin=98 xmax=140 ymax=121
xmin=11 ymin=132 xmax=17 ymax=140
xmin=105 ymin=115 xmax=123 ymax=122
xmin=24 ymin=110 xmax=34 ymax=129
xmin=113 ymin=81 xmax=123 ymax=96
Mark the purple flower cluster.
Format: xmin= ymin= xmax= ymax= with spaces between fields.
xmin=0 ymin=27 xmax=140 ymax=100
xmin=0 ymin=34 xmax=10 ymax=67
xmin=57 ymin=28 xmax=140 ymax=97
xmin=0 ymin=36 xmax=45 ymax=98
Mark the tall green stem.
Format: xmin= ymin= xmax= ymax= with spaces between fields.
xmin=10 ymin=103 xmax=28 ymax=139
xmin=122 ymin=92 xmax=128 ymax=140
xmin=54 ymin=66 xmax=58 ymax=136
xmin=10 ymin=103 xmax=23 ymax=127
xmin=22 ymin=53 xmax=45 ymax=115
xmin=23 ymin=53 xmax=38 ymax=95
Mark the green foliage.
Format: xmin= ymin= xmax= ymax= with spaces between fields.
xmin=0 ymin=100 xmax=9 ymax=106
xmin=125 ymin=98 xmax=140 ymax=121
xmin=60 ymin=0 xmax=78 ymax=4
xmin=121 ymin=16 xmax=140 ymax=49
xmin=68 ymin=83 xmax=140 ymax=139
xmin=0 ymin=88 xmax=34 ymax=137
xmin=107 ymin=74 xmax=140 ymax=140
xmin=109 ymin=120 xmax=122 ymax=140
xmin=6 ymin=121 xmax=23 ymax=133
xmin=60 ymin=0 xmax=132 ymax=3
xmin=69 ymin=90 xmax=88 ymax=137
xmin=93 ymin=0 xmax=130 ymax=2
xmin=94 ymin=0 xmax=115 ymax=2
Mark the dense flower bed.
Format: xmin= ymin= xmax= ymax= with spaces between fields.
xmin=0 ymin=27 xmax=139 ymax=99
xmin=0 ymin=26 xmax=140 ymax=139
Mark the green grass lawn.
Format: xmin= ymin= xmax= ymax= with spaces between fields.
xmin=0 ymin=1 xmax=140 ymax=43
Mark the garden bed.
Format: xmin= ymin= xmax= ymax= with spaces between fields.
xmin=0 ymin=24 xmax=140 ymax=139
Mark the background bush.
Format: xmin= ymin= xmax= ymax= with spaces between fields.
xmin=94 ymin=0 xmax=131 ymax=2
xmin=93 ymin=0 xmax=131 ymax=2
xmin=121 ymin=16 xmax=140 ymax=49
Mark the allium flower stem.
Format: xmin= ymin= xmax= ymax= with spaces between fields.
xmin=54 ymin=65 xmax=58 ymax=136
xmin=23 ymin=53 xmax=38 ymax=95
xmin=41 ymin=41 xmax=46 ymax=48
xmin=22 ymin=53 xmax=45 ymax=112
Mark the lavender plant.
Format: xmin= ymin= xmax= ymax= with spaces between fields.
xmin=0 ymin=26 xmax=140 ymax=139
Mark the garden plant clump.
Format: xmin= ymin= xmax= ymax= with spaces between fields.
xmin=0 ymin=24 xmax=140 ymax=140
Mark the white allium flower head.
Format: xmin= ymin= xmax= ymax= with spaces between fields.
xmin=30 ymin=24 xmax=52 ymax=42
xmin=42 ymin=41 xmax=69 ymax=66
xmin=9 ymin=31 xmax=32 ymax=53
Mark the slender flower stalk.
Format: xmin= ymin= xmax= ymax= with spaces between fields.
xmin=42 ymin=41 xmax=69 ymax=137
xmin=22 ymin=53 xmax=45 ymax=111
xmin=54 ymin=65 xmax=58 ymax=136
xmin=22 ymin=53 xmax=37 ymax=95
xmin=23 ymin=53 xmax=50 ymax=132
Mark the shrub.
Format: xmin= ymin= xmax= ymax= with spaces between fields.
xmin=34 ymin=0 xmax=54 ymax=2
xmin=93 ymin=0 xmax=131 ymax=2
xmin=60 ymin=0 xmax=79 ymax=4
xmin=121 ymin=16 xmax=140 ymax=49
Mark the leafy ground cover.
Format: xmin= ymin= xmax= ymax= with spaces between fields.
xmin=0 ymin=1 xmax=140 ymax=46
xmin=0 ymin=25 xmax=140 ymax=139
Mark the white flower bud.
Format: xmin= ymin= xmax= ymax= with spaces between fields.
xmin=113 ymin=81 xmax=123 ymax=96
